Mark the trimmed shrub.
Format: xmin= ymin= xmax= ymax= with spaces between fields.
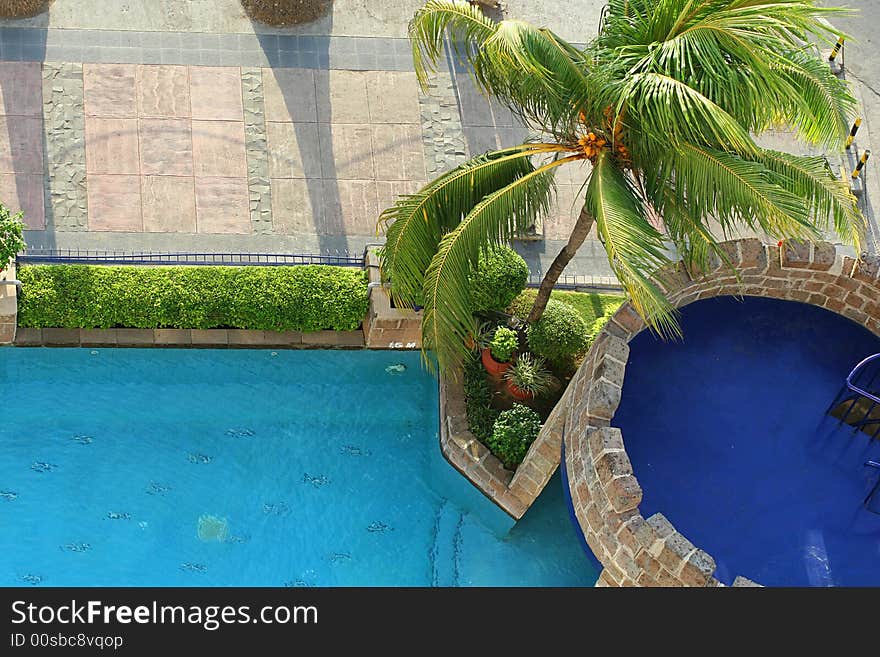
xmin=507 ymin=290 xmax=535 ymax=320
xmin=240 ymin=0 xmax=332 ymax=26
xmin=463 ymin=355 xmax=500 ymax=442
xmin=0 ymin=204 xmax=25 ymax=271
xmin=487 ymin=404 xmax=542 ymax=469
xmin=17 ymin=265 xmax=369 ymax=331
xmin=469 ymin=245 xmax=529 ymax=313
xmin=489 ymin=326 xmax=518 ymax=363
xmin=526 ymin=299 xmax=590 ymax=363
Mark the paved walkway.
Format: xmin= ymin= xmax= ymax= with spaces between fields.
xmin=2 ymin=0 xmax=875 ymax=285
xmin=0 ymin=1 xmax=616 ymax=280
xmin=1 ymin=0 xmax=602 ymax=42
xmin=0 ymin=27 xmax=417 ymax=70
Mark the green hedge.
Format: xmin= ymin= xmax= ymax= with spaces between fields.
xmin=18 ymin=265 xmax=370 ymax=332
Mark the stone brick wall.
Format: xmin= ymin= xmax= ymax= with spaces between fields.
xmin=0 ymin=262 xmax=17 ymax=344
xmin=438 ymin=369 xmax=567 ymax=519
xmin=560 ymin=238 xmax=880 ymax=586
xmin=13 ymin=326 xmax=364 ymax=348
xmin=362 ymin=250 xmax=423 ymax=349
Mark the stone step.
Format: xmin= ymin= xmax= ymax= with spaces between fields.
xmin=830 ymin=397 xmax=880 ymax=438
xmin=429 ymin=498 xmax=462 ymax=587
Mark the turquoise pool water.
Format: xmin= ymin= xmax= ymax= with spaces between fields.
xmin=0 ymin=348 xmax=595 ymax=587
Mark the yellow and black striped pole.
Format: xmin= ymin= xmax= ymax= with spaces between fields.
xmin=829 ymin=36 xmax=845 ymax=62
xmin=845 ymin=118 xmax=862 ymax=149
xmin=852 ymin=149 xmax=870 ymax=179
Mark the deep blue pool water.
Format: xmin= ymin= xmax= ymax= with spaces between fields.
xmin=0 ymin=348 xmax=595 ymax=587
xmin=614 ymin=296 xmax=880 ymax=586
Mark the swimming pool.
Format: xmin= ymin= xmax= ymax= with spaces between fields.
xmin=613 ymin=296 xmax=880 ymax=586
xmin=0 ymin=348 xmax=594 ymax=587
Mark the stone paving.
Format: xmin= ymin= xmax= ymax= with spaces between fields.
xmin=9 ymin=0 xmax=876 ymax=281
xmin=0 ymin=0 xmax=601 ymax=43
xmin=0 ymin=57 xmax=434 ymax=245
xmin=0 ymin=27 xmax=418 ymax=70
xmin=0 ymin=3 xmax=618 ymax=279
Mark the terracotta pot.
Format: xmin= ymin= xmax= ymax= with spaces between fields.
xmin=506 ymin=380 xmax=535 ymax=401
xmin=481 ymin=347 xmax=511 ymax=378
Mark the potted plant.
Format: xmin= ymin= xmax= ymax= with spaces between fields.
xmin=482 ymin=326 xmax=517 ymax=377
xmin=504 ymin=353 xmax=552 ymax=401
xmin=465 ymin=320 xmax=493 ymax=352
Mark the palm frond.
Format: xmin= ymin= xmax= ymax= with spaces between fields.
xmin=379 ymin=145 xmax=557 ymax=308
xmin=471 ymin=21 xmax=595 ymax=131
xmin=408 ymin=0 xmax=495 ymax=90
xmin=409 ymin=0 xmax=595 ymax=133
xmin=754 ymin=148 xmax=864 ymax=249
xmin=616 ymin=72 xmax=758 ymax=158
xmin=421 ymin=160 xmax=562 ymax=371
xmin=596 ymin=0 xmax=855 ymax=148
xmin=645 ymin=20 xmax=800 ymax=133
xmin=662 ymin=142 xmax=818 ymax=241
xmin=650 ymin=183 xmax=737 ymax=275
xmin=679 ymin=1 xmax=849 ymax=48
xmin=602 ymin=0 xmax=849 ymax=49
xmin=771 ymin=49 xmax=856 ymax=148
xmin=585 ymin=151 xmax=679 ymax=337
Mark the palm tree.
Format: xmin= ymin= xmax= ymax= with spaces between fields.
xmin=378 ymin=0 xmax=864 ymax=372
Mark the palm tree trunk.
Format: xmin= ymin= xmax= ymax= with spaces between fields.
xmin=527 ymin=203 xmax=595 ymax=323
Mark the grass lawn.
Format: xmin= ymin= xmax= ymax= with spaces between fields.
xmin=509 ymin=288 xmax=625 ymax=339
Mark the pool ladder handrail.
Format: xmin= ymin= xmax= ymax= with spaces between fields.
xmin=829 ymin=353 xmax=880 ymax=439
xmin=846 ymin=353 xmax=880 ymax=406
xmin=865 ymin=460 xmax=880 ymax=512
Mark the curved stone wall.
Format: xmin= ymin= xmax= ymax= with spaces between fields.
xmin=560 ymin=238 xmax=880 ymax=587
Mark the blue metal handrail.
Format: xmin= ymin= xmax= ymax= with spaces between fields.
xmin=846 ymin=353 xmax=880 ymax=406
xmin=826 ymin=353 xmax=880 ymax=440
xmin=865 ymin=461 xmax=880 ymax=512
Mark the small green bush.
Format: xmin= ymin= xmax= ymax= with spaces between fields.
xmin=507 ymin=291 xmax=534 ymax=320
xmin=0 ymin=204 xmax=25 ymax=271
xmin=527 ymin=299 xmax=590 ymax=363
xmin=469 ymin=245 xmax=529 ymax=313
xmin=17 ymin=265 xmax=369 ymax=331
xmin=488 ymin=404 xmax=542 ymax=469
xmin=489 ymin=326 xmax=518 ymax=363
xmin=463 ymin=354 xmax=500 ymax=442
